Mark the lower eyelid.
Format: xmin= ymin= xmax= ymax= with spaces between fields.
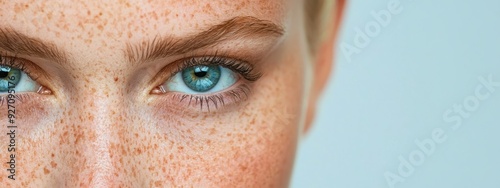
xmin=0 ymin=93 xmax=41 ymax=107
xmin=153 ymin=82 xmax=252 ymax=113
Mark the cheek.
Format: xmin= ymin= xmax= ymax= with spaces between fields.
xmin=0 ymin=99 xmax=84 ymax=186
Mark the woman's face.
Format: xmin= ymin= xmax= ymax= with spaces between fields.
xmin=0 ymin=0 xmax=335 ymax=187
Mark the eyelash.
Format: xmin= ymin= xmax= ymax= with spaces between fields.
xmin=0 ymin=55 xmax=38 ymax=81
xmin=157 ymin=55 xmax=262 ymax=111
xmin=170 ymin=56 xmax=262 ymax=81
xmin=0 ymin=54 xmax=41 ymax=106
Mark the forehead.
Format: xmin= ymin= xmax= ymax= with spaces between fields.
xmin=0 ymin=0 xmax=288 ymax=43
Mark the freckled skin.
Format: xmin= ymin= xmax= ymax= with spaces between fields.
xmin=0 ymin=0 xmax=314 ymax=187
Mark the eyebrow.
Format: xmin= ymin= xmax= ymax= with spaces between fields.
xmin=126 ymin=16 xmax=285 ymax=64
xmin=0 ymin=28 xmax=67 ymax=62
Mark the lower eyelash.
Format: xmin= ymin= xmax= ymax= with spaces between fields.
xmin=0 ymin=93 xmax=33 ymax=107
xmin=170 ymin=83 xmax=251 ymax=112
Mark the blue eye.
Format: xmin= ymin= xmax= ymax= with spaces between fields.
xmin=0 ymin=65 xmax=39 ymax=93
xmin=182 ymin=65 xmax=221 ymax=92
xmin=164 ymin=65 xmax=238 ymax=94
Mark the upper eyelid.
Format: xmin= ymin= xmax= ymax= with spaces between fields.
xmin=148 ymin=55 xmax=262 ymax=94
xmin=0 ymin=55 xmax=32 ymax=77
xmin=171 ymin=56 xmax=262 ymax=82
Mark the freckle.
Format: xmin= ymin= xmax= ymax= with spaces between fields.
xmin=155 ymin=181 xmax=163 ymax=187
xmin=114 ymin=77 xmax=119 ymax=82
xmin=241 ymin=164 xmax=250 ymax=173
xmin=43 ymin=167 xmax=50 ymax=174
xmin=204 ymin=4 xmax=214 ymax=13
xmin=50 ymin=161 xmax=57 ymax=168
xmin=121 ymin=145 xmax=126 ymax=155
xmin=209 ymin=128 xmax=216 ymax=135
xmin=51 ymin=153 xmax=55 ymax=158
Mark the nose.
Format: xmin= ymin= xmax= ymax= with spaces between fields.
xmin=60 ymin=75 xmax=141 ymax=187
xmin=69 ymin=84 xmax=121 ymax=187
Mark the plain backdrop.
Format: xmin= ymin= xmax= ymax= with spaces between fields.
xmin=291 ymin=0 xmax=500 ymax=187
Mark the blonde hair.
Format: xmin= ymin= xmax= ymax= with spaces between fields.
xmin=305 ymin=0 xmax=335 ymax=54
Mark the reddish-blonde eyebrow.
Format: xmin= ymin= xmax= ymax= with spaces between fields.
xmin=0 ymin=16 xmax=283 ymax=65
xmin=0 ymin=28 xmax=67 ymax=62
xmin=125 ymin=16 xmax=285 ymax=64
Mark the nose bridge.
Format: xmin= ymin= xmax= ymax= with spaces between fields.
xmin=68 ymin=73 xmax=126 ymax=186
xmin=89 ymin=88 xmax=115 ymax=186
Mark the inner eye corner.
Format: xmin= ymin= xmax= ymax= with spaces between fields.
xmin=150 ymin=85 xmax=166 ymax=95
xmin=37 ymin=86 xmax=53 ymax=95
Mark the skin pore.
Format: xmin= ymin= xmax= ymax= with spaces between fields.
xmin=0 ymin=0 xmax=341 ymax=187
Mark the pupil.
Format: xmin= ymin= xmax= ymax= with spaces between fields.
xmin=194 ymin=71 xmax=207 ymax=77
xmin=0 ymin=71 xmax=8 ymax=78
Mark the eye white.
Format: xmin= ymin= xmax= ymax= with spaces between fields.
xmin=15 ymin=72 xmax=38 ymax=92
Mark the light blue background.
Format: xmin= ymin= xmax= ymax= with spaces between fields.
xmin=292 ymin=0 xmax=500 ymax=187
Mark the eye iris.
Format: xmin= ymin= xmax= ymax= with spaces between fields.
xmin=0 ymin=66 xmax=21 ymax=92
xmin=182 ymin=65 xmax=221 ymax=92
